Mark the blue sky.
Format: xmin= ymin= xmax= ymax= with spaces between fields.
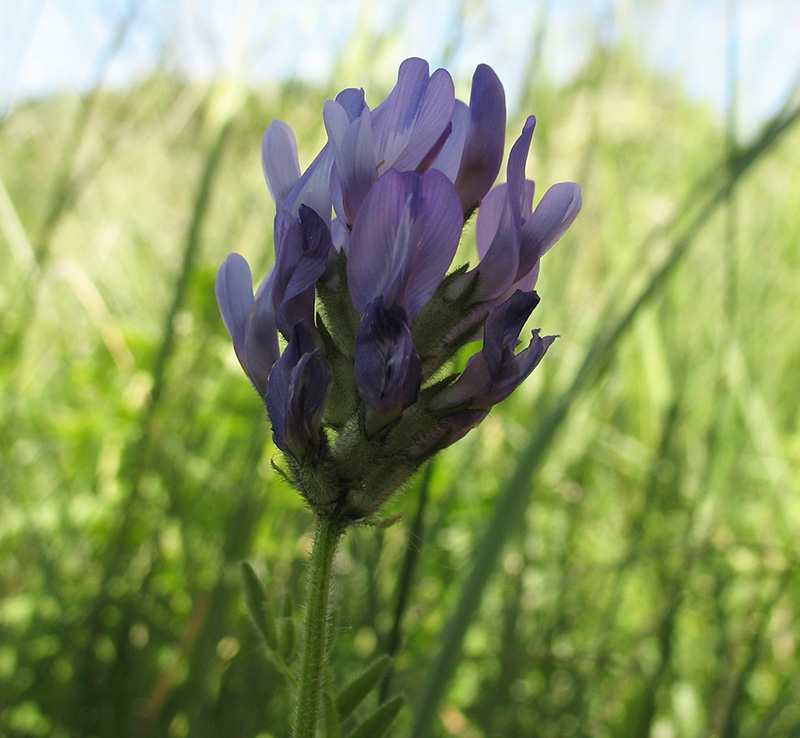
xmin=2 ymin=0 xmax=799 ymax=134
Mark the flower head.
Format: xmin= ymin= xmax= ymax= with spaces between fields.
xmin=216 ymin=58 xmax=581 ymax=520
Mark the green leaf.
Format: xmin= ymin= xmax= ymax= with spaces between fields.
xmin=345 ymin=696 xmax=404 ymax=738
xmin=239 ymin=562 xmax=280 ymax=653
xmin=322 ymin=691 xmax=341 ymax=738
xmin=335 ymin=654 xmax=392 ymax=722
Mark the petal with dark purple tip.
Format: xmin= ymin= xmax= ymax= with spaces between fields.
xmin=434 ymin=290 xmax=551 ymax=411
xmin=354 ymin=297 xmax=422 ymax=434
xmin=283 ymin=351 xmax=332 ymax=460
xmin=272 ymin=206 xmax=332 ymax=334
xmin=265 ymin=321 xmax=330 ymax=460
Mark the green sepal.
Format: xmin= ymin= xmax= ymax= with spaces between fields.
xmin=318 ymin=312 xmax=360 ymax=428
xmin=239 ymin=562 xmax=280 ymax=653
xmin=316 ymin=251 xmax=361 ymax=357
xmin=270 ymin=458 xmax=293 ymax=485
xmin=279 ymin=591 xmax=296 ymax=662
xmin=322 ymin=691 xmax=341 ymax=738
xmin=335 ymin=654 xmax=392 ymax=722
xmin=412 ymin=263 xmax=480 ymax=366
xmin=345 ymin=695 xmax=405 ymax=738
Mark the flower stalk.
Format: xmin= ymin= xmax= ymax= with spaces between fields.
xmin=292 ymin=512 xmax=346 ymax=738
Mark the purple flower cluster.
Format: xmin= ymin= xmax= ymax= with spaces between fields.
xmin=216 ymin=58 xmax=581 ymax=518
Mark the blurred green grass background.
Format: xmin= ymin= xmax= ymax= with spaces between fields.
xmin=2 ymin=2 xmax=800 ymax=737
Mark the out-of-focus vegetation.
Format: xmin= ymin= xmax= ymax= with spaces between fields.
xmin=2 ymin=6 xmax=800 ymax=738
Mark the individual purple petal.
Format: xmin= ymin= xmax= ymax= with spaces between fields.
xmin=400 ymin=168 xmax=463 ymax=319
xmin=414 ymin=120 xmax=452 ymax=175
xmin=276 ymin=88 xmax=365 ymax=224
xmin=347 ymin=170 xmax=417 ymax=315
xmin=347 ymin=169 xmax=461 ymax=320
xmin=517 ymin=182 xmax=583 ymax=279
xmin=454 ymin=64 xmax=507 ymax=217
xmin=272 ymin=206 xmax=332 ymax=334
xmin=324 ymin=100 xmax=377 ymax=225
xmin=371 ymin=59 xmax=455 ymax=176
xmin=389 ymin=68 xmax=455 ymax=172
xmin=261 ymin=120 xmax=301 ymax=208
xmin=413 ymin=409 xmax=490 ymax=456
xmin=215 ymin=253 xmax=255 ymax=367
xmin=514 ymin=260 xmax=540 ymax=293
xmin=243 ymin=272 xmax=280 ymax=397
xmin=354 ymin=297 xmax=423 ymax=435
xmin=279 ymin=145 xmax=334 ymax=226
xmin=335 ymin=86 xmax=369 ymax=120
xmin=432 ymin=100 xmax=468 ymax=181
xmin=371 ymin=58 xmax=431 ymax=163
xmin=471 ymin=184 xmax=519 ymax=301
xmin=505 ymin=116 xmax=536 ymax=223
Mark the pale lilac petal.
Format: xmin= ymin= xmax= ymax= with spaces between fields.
xmin=518 ymin=182 xmax=583 ymax=277
xmin=432 ymin=100 xmax=468 ymax=181
xmin=330 ymin=216 xmax=350 ymax=254
xmin=475 ymin=184 xmax=508 ymax=259
xmin=280 ymin=145 xmax=334 ymax=224
xmin=514 ymin=260 xmax=540 ymax=292
xmin=371 ymin=58 xmax=431 ymax=165
xmin=389 ymin=68 xmax=455 ymax=172
xmin=347 ymin=170 xmax=414 ymax=314
xmin=261 ymin=121 xmax=301 ymax=208
xmin=401 ymin=169 xmax=463 ymax=318
xmin=468 ymin=184 xmax=521 ymax=301
xmin=215 ymin=253 xmax=254 ymax=366
xmin=324 ymin=101 xmax=377 ymax=225
xmin=335 ymin=86 xmax=368 ymax=120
